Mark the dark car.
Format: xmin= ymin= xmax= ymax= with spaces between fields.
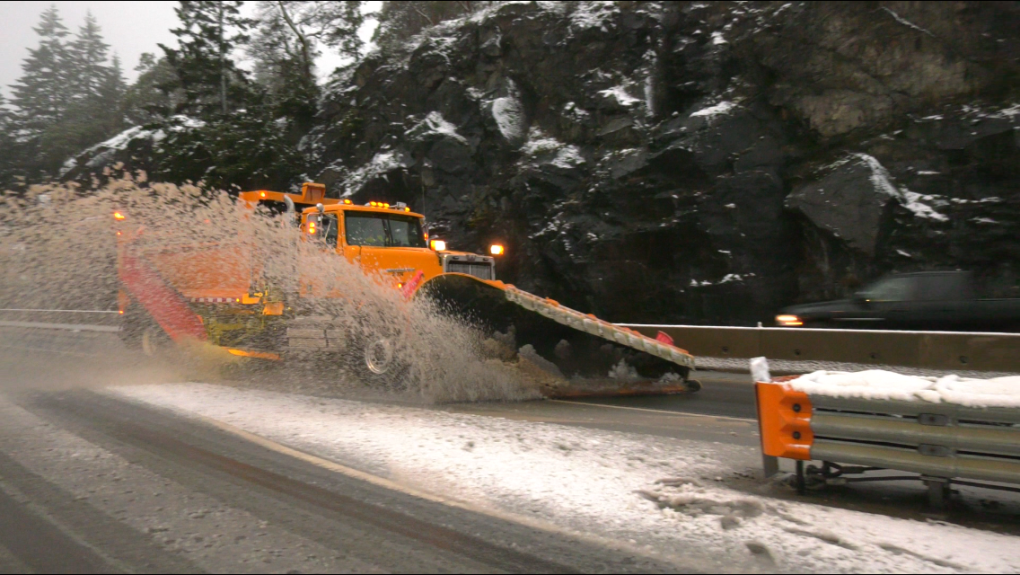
xmin=776 ymin=271 xmax=1020 ymax=332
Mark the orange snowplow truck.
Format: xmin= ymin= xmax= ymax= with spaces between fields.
xmin=115 ymin=183 xmax=699 ymax=397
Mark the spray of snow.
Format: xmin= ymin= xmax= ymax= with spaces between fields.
xmin=0 ymin=177 xmax=540 ymax=403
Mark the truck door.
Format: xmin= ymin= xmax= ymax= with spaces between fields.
xmin=854 ymin=276 xmax=914 ymax=328
xmin=344 ymin=211 xmax=429 ymax=289
xmin=913 ymin=273 xmax=972 ymax=329
xmin=300 ymin=212 xmax=343 ymax=296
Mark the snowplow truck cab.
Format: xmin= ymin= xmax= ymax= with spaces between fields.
xmin=116 ymin=184 xmax=699 ymax=397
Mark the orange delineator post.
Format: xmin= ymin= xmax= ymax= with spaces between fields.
xmin=755 ymin=381 xmax=814 ymax=461
xmin=120 ymin=253 xmax=208 ymax=343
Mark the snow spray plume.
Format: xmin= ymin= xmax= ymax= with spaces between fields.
xmin=0 ymin=177 xmax=538 ymax=402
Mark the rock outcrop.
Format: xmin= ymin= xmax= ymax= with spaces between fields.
xmin=304 ymin=1 xmax=1019 ymax=324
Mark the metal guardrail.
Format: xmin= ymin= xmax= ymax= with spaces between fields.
xmin=0 ymin=309 xmax=121 ymax=331
xmin=755 ymin=379 xmax=1020 ymax=509
xmin=623 ymin=324 xmax=1020 ymax=373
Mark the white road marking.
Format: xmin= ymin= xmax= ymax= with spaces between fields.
xmin=547 ymin=399 xmax=756 ymax=423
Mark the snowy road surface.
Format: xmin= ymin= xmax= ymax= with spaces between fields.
xmin=104 ymin=382 xmax=1020 ymax=573
xmin=0 ymin=389 xmax=679 ymax=573
xmin=0 ymin=328 xmax=1018 ymax=572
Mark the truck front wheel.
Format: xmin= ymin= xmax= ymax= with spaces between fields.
xmin=141 ymin=325 xmax=173 ymax=358
xmin=349 ymin=334 xmax=409 ymax=391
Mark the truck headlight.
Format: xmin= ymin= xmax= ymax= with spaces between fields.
xmin=776 ymin=314 xmax=803 ymax=327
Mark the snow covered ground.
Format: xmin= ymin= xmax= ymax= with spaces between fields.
xmin=111 ymin=383 xmax=1020 ymax=573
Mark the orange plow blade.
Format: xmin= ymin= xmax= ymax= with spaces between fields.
xmin=418 ymin=275 xmax=699 ymax=398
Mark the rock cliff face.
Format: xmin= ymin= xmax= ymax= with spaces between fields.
xmin=77 ymin=1 xmax=1020 ymax=324
xmin=308 ymin=1 xmax=1020 ymax=324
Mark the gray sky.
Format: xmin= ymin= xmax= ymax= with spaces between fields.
xmin=1 ymin=2 xmax=178 ymax=99
xmin=1 ymin=1 xmax=380 ymax=102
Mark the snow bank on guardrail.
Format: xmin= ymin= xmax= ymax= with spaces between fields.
xmin=786 ymin=370 xmax=1020 ymax=408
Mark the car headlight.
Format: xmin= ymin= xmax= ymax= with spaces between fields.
xmin=776 ymin=314 xmax=803 ymax=327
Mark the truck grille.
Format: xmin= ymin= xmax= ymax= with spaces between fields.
xmin=447 ymin=262 xmax=494 ymax=280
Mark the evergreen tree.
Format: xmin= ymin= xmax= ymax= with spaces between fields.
xmin=248 ymin=1 xmax=363 ymax=128
xmin=0 ymin=95 xmax=20 ymax=190
xmin=9 ymin=5 xmax=71 ymax=137
xmin=67 ymin=12 xmax=110 ymax=103
xmin=8 ymin=7 xmax=127 ymax=179
xmin=159 ymin=1 xmax=255 ymax=118
xmin=100 ymin=54 xmax=128 ymax=108
xmin=121 ymin=53 xmax=179 ymax=124
xmin=151 ymin=109 xmax=307 ymax=191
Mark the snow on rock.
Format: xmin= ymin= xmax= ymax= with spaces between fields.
xmin=61 ymin=116 xmax=207 ymax=177
xmin=597 ymin=86 xmax=642 ymax=108
xmin=853 ymin=154 xmax=948 ymax=221
xmin=520 ymin=128 xmax=585 ymax=169
xmin=111 ymin=383 xmax=1020 ymax=573
xmin=880 ymin=7 xmax=935 ymax=37
xmin=788 ymin=370 xmax=1020 ymax=408
xmin=491 ymin=79 xmax=526 ymax=144
xmin=406 ymin=111 xmax=469 ymax=145
xmin=689 ymin=101 xmax=737 ymax=123
xmin=569 ymin=1 xmax=619 ymax=32
xmin=339 ymin=149 xmax=413 ymax=197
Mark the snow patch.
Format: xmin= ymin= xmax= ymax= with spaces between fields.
xmin=598 ymin=86 xmax=641 ymax=108
xmin=880 ymin=7 xmax=935 ymax=37
xmin=690 ymin=101 xmax=737 ymax=123
xmin=569 ymin=2 xmax=619 ymax=32
xmin=520 ymin=128 xmax=585 ymax=169
xmin=492 ymin=80 xmax=526 ymax=143
xmin=853 ymin=154 xmax=948 ymax=222
xmin=711 ymin=31 xmax=728 ymax=45
xmin=340 ymin=150 xmax=412 ymax=197
xmin=407 ymin=111 xmax=468 ymax=145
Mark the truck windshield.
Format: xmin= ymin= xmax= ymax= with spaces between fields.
xmin=345 ymin=212 xmax=427 ymax=248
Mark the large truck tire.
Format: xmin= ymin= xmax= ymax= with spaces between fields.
xmin=119 ymin=303 xmax=147 ymax=350
xmin=346 ymin=327 xmax=410 ymax=391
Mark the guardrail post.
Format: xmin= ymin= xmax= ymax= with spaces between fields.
xmin=922 ymin=476 xmax=950 ymax=512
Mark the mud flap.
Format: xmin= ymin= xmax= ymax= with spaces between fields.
xmin=418 ymin=275 xmax=697 ymax=398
